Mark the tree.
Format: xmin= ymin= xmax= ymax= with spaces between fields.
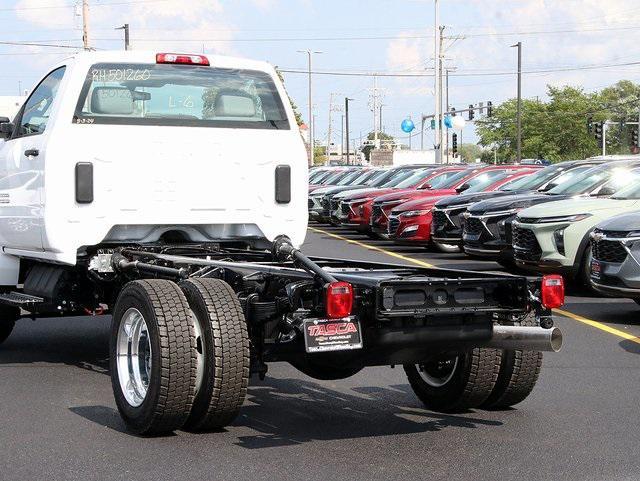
xmin=275 ymin=68 xmax=304 ymax=126
xmin=457 ymin=143 xmax=482 ymax=163
xmin=361 ymin=131 xmax=395 ymax=161
xmin=475 ymin=82 xmax=640 ymax=162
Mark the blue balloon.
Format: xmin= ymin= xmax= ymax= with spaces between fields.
xmin=401 ymin=118 xmax=415 ymax=133
xmin=444 ymin=115 xmax=453 ymax=129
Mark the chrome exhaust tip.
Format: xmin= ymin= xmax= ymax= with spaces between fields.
xmin=485 ymin=325 xmax=563 ymax=353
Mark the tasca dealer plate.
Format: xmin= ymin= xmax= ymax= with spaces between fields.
xmin=303 ymin=317 xmax=363 ymax=353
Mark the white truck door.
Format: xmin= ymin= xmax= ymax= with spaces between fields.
xmin=0 ymin=66 xmax=66 ymax=251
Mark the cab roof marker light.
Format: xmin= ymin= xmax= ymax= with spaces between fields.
xmin=156 ymin=53 xmax=210 ymax=66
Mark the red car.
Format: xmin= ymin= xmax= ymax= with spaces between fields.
xmin=386 ymin=168 xmax=539 ymax=245
xmin=336 ymin=165 xmax=468 ymax=233
xmin=308 ymin=167 xmax=353 ymax=193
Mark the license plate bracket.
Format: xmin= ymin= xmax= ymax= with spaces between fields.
xmin=303 ymin=317 xmax=363 ymax=353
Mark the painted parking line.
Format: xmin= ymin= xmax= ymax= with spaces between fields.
xmin=554 ymin=308 xmax=640 ymax=345
xmin=310 ymin=226 xmax=640 ymax=346
xmin=308 ymin=226 xmax=434 ymax=268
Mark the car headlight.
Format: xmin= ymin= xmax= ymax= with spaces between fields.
xmin=401 ymin=209 xmax=431 ymax=218
xmin=520 ymin=213 xmax=592 ymax=224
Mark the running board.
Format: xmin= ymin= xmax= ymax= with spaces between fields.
xmin=0 ymin=291 xmax=44 ymax=307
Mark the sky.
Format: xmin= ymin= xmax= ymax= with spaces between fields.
xmin=2 ymin=0 xmax=640 ymax=149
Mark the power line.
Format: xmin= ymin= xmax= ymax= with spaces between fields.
xmin=0 ymin=0 xmax=174 ymax=11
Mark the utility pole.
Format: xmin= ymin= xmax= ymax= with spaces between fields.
xmin=420 ymin=114 xmax=425 ymax=150
xmin=438 ymin=26 xmax=445 ymax=163
xmin=511 ymin=41 xmax=522 ymax=162
xmin=116 ymin=24 xmax=130 ymax=50
xmin=297 ymin=50 xmax=322 ymax=166
xmin=341 ymin=114 xmax=345 ymax=162
xmin=345 ymin=97 xmax=353 ymax=165
xmin=433 ymin=0 xmax=442 ymax=163
xmin=379 ymin=104 xmax=384 ymax=134
xmin=82 ymin=0 xmax=90 ymax=50
xmin=602 ymin=122 xmax=607 ymax=156
xmin=445 ymin=68 xmax=450 ymax=163
xmin=327 ymin=93 xmax=342 ymax=165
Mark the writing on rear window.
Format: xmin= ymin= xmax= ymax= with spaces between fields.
xmin=92 ymin=69 xmax=151 ymax=82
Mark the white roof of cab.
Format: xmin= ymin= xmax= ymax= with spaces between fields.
xmin=63 ymin=50 xmax=275 ymax=73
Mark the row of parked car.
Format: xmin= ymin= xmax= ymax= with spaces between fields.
xmin=308 ymin=158 xmax=640 ymax=306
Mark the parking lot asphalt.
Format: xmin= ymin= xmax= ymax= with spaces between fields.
xmin=1 ymin=227 xmax=638 ymax=481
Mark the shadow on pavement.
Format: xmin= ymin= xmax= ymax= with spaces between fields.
xmin=234 ymin=376 xmax=502 ymax=449
xmin=0 ymin=316 xmax=111 ymax=375
xmin=619 ymin=339 xmax=640 ymax=355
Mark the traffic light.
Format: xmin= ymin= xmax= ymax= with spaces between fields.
xmin=452 ymin=133 xmax=458 ymax=154
xmin=468 ymin=104 xmax=475 ymax=121
xmin=594 ymin=122 xmax=603 ymax=147
xmin=587 ymin=116 xmax=593 ymax=135
xmin=632 ymin=127 xmax=639 ymax=147
xmin=430 ymin=119 xmax=436 ymax=129
xmin=451 ymin=107 xmax=456 ymax=117
xmin=487 ymin=101 xmax=493 ymax=117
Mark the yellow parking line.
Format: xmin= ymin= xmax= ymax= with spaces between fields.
xmin=308 ymin=226 xmax=435 ymax=268
xmin=310 ymin=227 xmax=640 ymax=346
xmin=554 ymin=308 xmax=640 ymax=345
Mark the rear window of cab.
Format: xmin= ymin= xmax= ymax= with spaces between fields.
xmin=73 ymin=63 xmax=290 ymax=130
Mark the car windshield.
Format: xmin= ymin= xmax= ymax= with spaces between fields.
xmin=611 ymin=173 xmax=640 ymax=199
xmin=320 ymin=170 xmax=348 ymax=185
xmin=543 ymin=165 xmax=599 ymax=193
xmin=335 ymin=170 xmax=364 ymax=186
xmin=394 ymin=169 xmax=435 ymax=188
xmin=499 ymin=164 xmax=569 ymax=192
xmin=75 ymin=63 xmax=289 ymax=129
xmin=436 ymin=169 xmax=475 ymax=188
xmin=604 ymin=169 xmax=640 ymax=198
xmin=380 ymin=169 xmax=421 ymax=187
xmin=464 ymin=172 xmax=510 ymax=193
xmin=352 ymin=169 xmax=378 ymax=185
xmin=548 ymin=165 xmax=636 ymax=195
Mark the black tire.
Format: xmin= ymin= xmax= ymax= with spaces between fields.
xmin=579 ymin=244 xmax=594 ymax=290
xmin=481 ymin=314 xmax=543 ymax=409
xmin=179 ymin=278 xmax=249 ymax=432
xmin=0 ymin=305 xmax=19 ymax=345
xmin=110 ymin=280 xmax=197 ymax=435
xmin=404 ymin=348 xmax=501 ymax=412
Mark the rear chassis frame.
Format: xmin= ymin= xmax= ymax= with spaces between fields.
xmin=4 ymin=238 xmax=554 ymax=376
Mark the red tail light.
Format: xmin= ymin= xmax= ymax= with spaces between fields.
xmin=325 ymin=281 xmax=353 ymax=319
xmin=541 ymin=274 xmax=564 ymax=309
xmin=156 ymin=53 xmax=210 ymax=66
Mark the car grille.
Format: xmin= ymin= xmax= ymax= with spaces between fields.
xmin=388 ymin=217 xmax=401 ymax=236
xmin=341 ymin=203 xmax=350 ymax=214
xmin=432 ymin=210 xmax=448 ymax=229
xmin=465 ymin=217 xmax=483 ymax=235
xmin=592 ymin=239 xmax=628 ymax=263
xmin=308 ymin=198 xmax=314 ymax=209
xmin=513 ymin=226 xmax=542 ymax=261
xmin=371 ymin=204 xmax=383 ymax=218
xmin=330 ymin=199 xmax=340 ymax=211
xmin=321 ymin=197 xmax=330 ymax=211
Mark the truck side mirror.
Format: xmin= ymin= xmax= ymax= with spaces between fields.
xmin=456 ymin=182 xmax=470 ymax=193
xmin=0 ymin=117 xmax=13 ymax=140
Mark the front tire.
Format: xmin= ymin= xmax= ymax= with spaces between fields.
xmin=0 ymin=305 xmax=19 ymax=345
xmin=110 ymin=280 xmax=197 ymax=435
xmin=404 ymin=348 xmax=501 ymax=412
xmin=179 ymin=278 xmax=249 ymax=432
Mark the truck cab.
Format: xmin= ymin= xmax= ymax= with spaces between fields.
xmin=0 ymin=51 xmax=307 ymax=282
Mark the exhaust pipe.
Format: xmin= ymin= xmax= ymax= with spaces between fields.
xmin=485 ymin=325 xmax=563 ymax=352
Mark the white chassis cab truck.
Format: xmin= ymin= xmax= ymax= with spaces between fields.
xmin=0 ymin=51 xmax=564 ymax=435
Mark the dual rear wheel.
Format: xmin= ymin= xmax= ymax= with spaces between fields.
xmin=404 ymin=315 xmax=543 ymax=412
xmin=110 ymin=278 xmax=249 ymax=435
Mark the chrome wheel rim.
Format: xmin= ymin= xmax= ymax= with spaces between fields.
xmin=417 ymin=355 xmax=459 ymax=387
xmin=116 ymin=308 xmax=152 ymax=407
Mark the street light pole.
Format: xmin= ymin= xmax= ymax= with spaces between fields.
xmin=82 ymin=0 xmax=90 ymax=50
xmin=511 ymin=41 xmax=522 ymax=162
xmin=297 ymin=50 xmax=322 ymax=166
xmin=433 ymin=0 xmax=441 ymax=163
xmin=115 ymin=24 xmax=130 ymax=50
xmin=345 ymin=97 xmax=353 ymax=165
